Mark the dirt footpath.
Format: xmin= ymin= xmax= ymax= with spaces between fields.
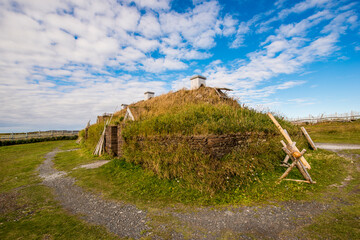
xmin=38 ymin=149 xmax=149 ymax=239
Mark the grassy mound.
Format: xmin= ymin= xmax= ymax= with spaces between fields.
xmin=82 ymin=87 xmax=307 ymax=195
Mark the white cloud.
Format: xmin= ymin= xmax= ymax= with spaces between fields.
xmin=222 ymin=15 xmax=238 ymax=36
xmin=137 ymin=13 xmax=162 ymax=38
xmin=141 ymin=57 xmax=187 ymax=73
xmin=129 ymin=0 xmax=170 ymax=10
xmin=230 ymin=22 xmax=250 ymax=48
xmin=159 ymin=1 xmax=220 ymax=49
xmin=278 ymin=0 xmax=331 ymax=19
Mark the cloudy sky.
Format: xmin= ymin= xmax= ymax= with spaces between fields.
xmin=0 ymin=0 xmax=359 ymax=132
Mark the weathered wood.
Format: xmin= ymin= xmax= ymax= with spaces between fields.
xmin=283 ymin=179 xmax=312 ymax=183
xmin=280 ymin=147 xmax=313 ymax=183
xmin=124 ymin=107 xmax=135 ymax=121
xmin=283 ymin=155 xmax=290 ymax=164
xmin=268 ymin=113 xmax=311 ymax=169
xmin=94 ymin=107 xmax=117 ymax=156
xmin=298 ymin=159 xmax=314 ymax=183
xmin=280 ymin=140 xmax=290 ymax=164
xmin=301 ymin=127 xmax=317 ymax=150
xmin=279 ymin=157 xmax=298 ymax=181
xmin=284 ymin=129 xmax=290 ymax=139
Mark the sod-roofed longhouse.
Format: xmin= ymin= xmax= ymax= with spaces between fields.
xmin=82 ymin=76 xmax=307 ymax=194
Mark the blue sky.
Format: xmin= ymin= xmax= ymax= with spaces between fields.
xmin=0 ymin=0 xmax=359 ymax=132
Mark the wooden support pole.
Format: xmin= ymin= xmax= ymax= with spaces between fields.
xmin=281 ymin=147 xmax=310 ymax=182
xmin=283 ymin=179 xmax=313 ymax=183
xmin=280 ymin=140 xmax=290 ymax=164
xmin=301 ymin=127 xmax=317 ymax=150
xmin=279 ymin=157 xmax=298 ymax=181
xmin=283 ymin=155 xmax=290 ymax=164
xmin=268 ymin=113 xmax=311 ymax=169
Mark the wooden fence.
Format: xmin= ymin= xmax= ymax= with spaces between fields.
xmin=290 ymin=112 xmax=360 ymax=124
xmin=0 ymin=130 xmax=79 ymax=141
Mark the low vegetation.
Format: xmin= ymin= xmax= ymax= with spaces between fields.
xmin=0 ymin=141 xmax=119 ymax=240
xmin=0 ymin=135 xmax=78 ymax=147
xmin=304 ymin=119 xmax=360 ymax=144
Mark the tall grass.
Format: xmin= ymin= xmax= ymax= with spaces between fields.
xmin=122 ymin=133 xmax=307 ymax=194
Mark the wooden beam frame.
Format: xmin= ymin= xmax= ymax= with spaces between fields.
xmin=267 ymin=113 xmax=311 ymax=169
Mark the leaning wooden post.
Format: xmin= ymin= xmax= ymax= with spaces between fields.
xmin=301 ymin=127 xmax=317 ymax=150
xmin=282 ymin=130 xmax=290 ymax=164
xmin=267 ymin=113 xmax=311 ymax=169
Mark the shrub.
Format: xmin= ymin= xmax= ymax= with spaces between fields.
xmin=0 ymin=135 xmax=78 ymax=147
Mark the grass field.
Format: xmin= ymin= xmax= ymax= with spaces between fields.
xmin=0 ymin=141 xmax=119 ymax=240
xmin=304 ymin=120 xmax=360 ymax=144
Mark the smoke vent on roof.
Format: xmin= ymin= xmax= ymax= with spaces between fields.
xmin=190 ymin=75 xmax=206 ymax=90
xmin=144 ymin=91 xmax=155 ymax=100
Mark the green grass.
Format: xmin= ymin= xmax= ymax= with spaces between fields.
xmin=0 ymin=141 xmax=120 ymax=240
xmin=300 ymin=149 xmax=360 ymax=239
xmin=59 ymin=149 xmax=348 ymax=207
xmin=54 ymin=148 xmax=110 ymax=172
xmin=304 ymin=120 xmax=360 ymax=144
xmin=340 ymin=149 xmax=360 ymax=155
xmin=303 ymin=194 xmax=360 ymax=239
xmin=0 ymin=141 xmax=69 ymax=192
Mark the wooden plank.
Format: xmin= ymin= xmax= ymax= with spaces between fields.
xmin=283 ymin=179 xmax=312 ymax=183
xmin=124 ymin=108 xmax=135 ymax=121
xmin=298 ymin=159 xmax=314 ymax=183
xmin=268 ymin=113 xmax=311 ymax=169
xmin=301 ymin=127 xmax=317 ymax=150
xmin=284 ymin=129 xmax=290 ymax=139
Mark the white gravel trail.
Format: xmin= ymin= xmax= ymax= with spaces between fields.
xmin=315 ymin=143 xmax=360 ymax=150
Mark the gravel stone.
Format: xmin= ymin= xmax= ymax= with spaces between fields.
xmin=38 ymin=148 xmax=149 ymax=239
xmin=73 ymin=160 xmax=110 ymax=170
xmin=316 ymin=142 xmax=360 ymax=150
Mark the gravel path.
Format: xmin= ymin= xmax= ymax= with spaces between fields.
xmin=316 ymin=142 xmax=360 ymax=150
xmin=73 ymin=160 xmax=110 ymax=170
xmin=37 ymin=148 xmax=149 ymax=239
xmin=165 ymin=201 xmax=329 ymax=239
